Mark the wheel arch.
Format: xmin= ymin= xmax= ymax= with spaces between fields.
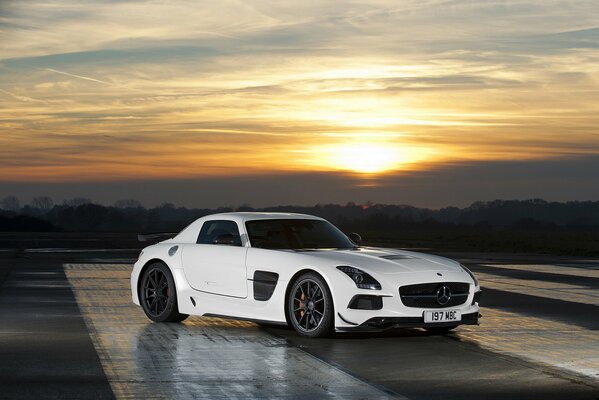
xmin=283 ymin=268 xmax=335 ymax=326
xmin=137 ymin=258 xmax=172 ymax=299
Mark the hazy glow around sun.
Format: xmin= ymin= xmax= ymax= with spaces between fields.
xmin=327 ymin=143 xmax=404 ymax=174
xmin=298 ymin=140 xmax=434 ymax=174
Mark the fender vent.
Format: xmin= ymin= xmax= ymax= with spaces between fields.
xmin=252 ymin=271 xmax=279 ymax=301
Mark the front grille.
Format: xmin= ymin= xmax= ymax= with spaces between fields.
xmin=399 ymin=282 xmax=470 ymax=308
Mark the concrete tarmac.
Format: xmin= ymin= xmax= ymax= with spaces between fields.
xmin=0 ymin=256 xmax=114 ymax=399
xmin=0 ymin=250 xmax=598 ymax=399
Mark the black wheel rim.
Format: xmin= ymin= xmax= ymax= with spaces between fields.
xmin=291 ymin=279 xmax=326 ymax=332
xmin=143 ymin=268 xmax=169 ymax=317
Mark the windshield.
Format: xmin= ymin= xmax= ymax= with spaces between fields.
xmin=245 ymin=219 xmax=356 ymax=250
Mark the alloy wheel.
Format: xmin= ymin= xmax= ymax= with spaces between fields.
xmin=291 ymin=278 xmax=326 ymax=332
xmin=143 ymin=268 xmax=169 ymax=317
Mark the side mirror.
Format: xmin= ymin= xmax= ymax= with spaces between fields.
xmin=348 ymin=232 xmax=362 ymax=245
xmin=213 ymin=233 xmax=237 ymax=246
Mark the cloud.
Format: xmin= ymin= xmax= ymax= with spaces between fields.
xmin=0 ymin=0 xmax=598 ymax=206
xmin=0 ymin=88 xmax=47 ymax=103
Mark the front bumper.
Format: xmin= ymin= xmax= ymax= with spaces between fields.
xmin=332 ymin=269 xmax=482 ymax=331
xmin=337 ymin=311 xmax=480 ymax=332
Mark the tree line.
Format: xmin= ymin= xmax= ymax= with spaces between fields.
xmin=1 ymin=196 xmax=599 ymax=233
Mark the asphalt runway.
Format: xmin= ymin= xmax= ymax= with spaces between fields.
xmin=0 ymin=250 xmax=598 ymax=399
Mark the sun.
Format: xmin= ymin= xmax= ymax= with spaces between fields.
xmin=296 ymin=139 xmax=434 ymax=175
xmin=329 ymin=143 xmax=398 ymax=173
xmin=299 ymin=141 xmax=426 ymax=174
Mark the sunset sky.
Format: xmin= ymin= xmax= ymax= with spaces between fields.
xmin=1 ymin=1 xmax=598 ymax=207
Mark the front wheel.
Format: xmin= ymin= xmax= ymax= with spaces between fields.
xmin=140 ymin=262 xmax=188 ymax=323
xmin=288 ymin=273 xmax=334 ymax=338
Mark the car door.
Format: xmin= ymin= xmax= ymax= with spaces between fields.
xmin=181 ymin=219 xmax=248 ymax=298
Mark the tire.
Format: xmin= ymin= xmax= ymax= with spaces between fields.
xmin=139 ymin=262 xmax=188 ymax=323
xmin=425 ymin=325 xmax=458 ymax=335
xmin=287 ymin=272 xmax=334 ymax=338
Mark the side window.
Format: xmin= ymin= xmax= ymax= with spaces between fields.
xmin=246 ymin=220 xmax=291 ymax=249
xmin=197 ymin=220 xmax=242 ymax=246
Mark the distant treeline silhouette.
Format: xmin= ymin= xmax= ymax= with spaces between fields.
xmin=2 ymin=197 xmax=599 ymax=255
xmin=1 ymin=197 xmax=598 ymax=233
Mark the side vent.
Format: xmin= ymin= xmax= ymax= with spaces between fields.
xmin=252 ymin=271 xmax=279 ymax=301
xmin=190 ymin=297 xmax=196 ymax=307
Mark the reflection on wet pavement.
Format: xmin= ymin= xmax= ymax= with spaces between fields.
xmin=64 ymin=264 xmax=397 ymax=400
xmin=459 ymin=266 xmax=599 ymax=381
xmin=458 ymin=307 xmax=599 ymax=380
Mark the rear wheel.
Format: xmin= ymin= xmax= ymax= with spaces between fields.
xmin=140 ymin=262 xmax=188 ymax=323
xmin=288 ymin=273 xmax=334 ymax=338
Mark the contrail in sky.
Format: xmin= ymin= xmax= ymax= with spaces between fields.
xmin=44 ymin=68 xmax=114 ymax=86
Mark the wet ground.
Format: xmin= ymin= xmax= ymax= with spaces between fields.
xmin=0 ymin=250 xmax=598 ymax=399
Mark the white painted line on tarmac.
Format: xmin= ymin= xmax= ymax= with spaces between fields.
xmin=65 ymin=264 xmax=403 ymax=400
xmin=477 ymin=272 xmax=599 ymax=305
xmin=459 ymin=307 xmax=599 ymax=382
xmin=480 ymin=264 xmax=599 ymax=278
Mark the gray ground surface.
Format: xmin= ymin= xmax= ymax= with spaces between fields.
xmin=0 ymin=250 xmax=598 ymax=399
xmin=0 ymin=255 xmax=114 ymax=399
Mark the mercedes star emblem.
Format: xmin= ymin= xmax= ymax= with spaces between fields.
xmin=436 ymin=285 xmax=451 ymax=305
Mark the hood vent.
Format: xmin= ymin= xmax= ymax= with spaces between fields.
xmin=379 ymin=254 xmax=414 ymax=260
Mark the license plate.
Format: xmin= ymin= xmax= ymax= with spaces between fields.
xmin=423 ymin=310 xmax=461 ymax=323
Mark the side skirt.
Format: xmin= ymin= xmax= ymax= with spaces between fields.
xmin=203 ymin=313 xmax=289 ymax=326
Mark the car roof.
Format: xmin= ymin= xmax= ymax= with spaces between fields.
xmin=204 ymin=212 xmax=324 ymax=222
xmin=173 ymin=212 xmax=325 ymax=243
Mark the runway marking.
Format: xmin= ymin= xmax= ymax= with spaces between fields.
xmin=65 ymin=264 xmax=401 ymax=400
xmin=463 ymin=263 xmax=599 ymax=382
xmin=458 ymin=307 xmax=599 ymax=382
xmin=477 ymin=272 xmax=599 ymax=306
xmin=480 ymin=264 xmax=599 ymax=278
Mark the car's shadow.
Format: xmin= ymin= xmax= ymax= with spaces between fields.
xmin=263 ymin=323 xmax=453 ymax=340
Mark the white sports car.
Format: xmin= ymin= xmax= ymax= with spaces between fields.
xmin=131 ymin=212 xmax=481 ymax=337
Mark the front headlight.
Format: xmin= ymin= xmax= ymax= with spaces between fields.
xmin=460 ymin=263 xmax=479 ymax=287
xmin=336 ymin=266 xmax=381 ymax=290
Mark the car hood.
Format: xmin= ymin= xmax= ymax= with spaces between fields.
xmin=298 ymin=247 xmax=462 ymax=275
